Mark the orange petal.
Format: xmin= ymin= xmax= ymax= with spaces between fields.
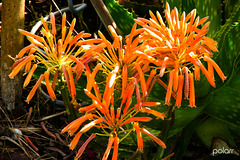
xmin=160 ymin=57 xmax=169 ymax=77
xmin=102 ymin=136 xmax=114 ymax=160
xmin=76 ymin=38 xmax=102 ymax=46
xmin=86 ymin=63 xmax=102 ymax=92
xmin=75 ymin=68 xmax=83 ymax=83
xmin=112 ymin=137 xmax=119 ymax=160
xmin=52 ymin=70 xmax=59 ymax=91
xmin=10 ymin=57 xmax=27 ymax=70
xmin=204 ymin=56 xmax=226 ymax=82
xmin=141 ymin=128 xmax=166 ymax=149
xmin=23 ymin=64 xmax=38 ymax=88
xmin=44 ymin=71 xmax=56 ymax=101
xmin=24 ymin=61 xmax=32 ymax=72
xmin=165 ymin=71 xmax=174 ymax=105
xmin=121 ymin=117 xmax=152 ymax=126
xmin=69 ymin=131 xmax=82 ymax=150
xmin=141 ymin=107 xmax=165 ymax=120
xmin=156 ymin=11 xmax=166 ymax=27
xmin=41 ymin=16 xmax=49 ymax=32
xmin=199 ymin=62 xmax=216 ymax=87
xmin=27 ymin=36 xmax=45 ymax=48
xmin=62 ymin=12 xmax=66 ymax=31
xmin=18 ymin=29 xmax=43 ymax=42
xmin=69 ymin=31 xmax=84 ymax=46
xmin=207 ymin=61 xmax=214 ymax=80
xmin=75 ymin=133 xmax=96 ymax=160
xmin=121 ymin=65 xmax=128 ymax=98
xmin=146 ymin=69 xmax=156 ymax=89
xmin=61 ymin=64 xmax=71 ymax=93
xmin=28 ymin=47 xmax=37 ymax=55
xmin=184 ymin=67 xmax=189 ymax=99
xmin=67 ymin=66 xmax=76 ymax=99
xmin=26 ymin=74 xmax=44 ymax=103
xmin=122 ymin=87 xmax=134 ymax=114
xmin=80 ymin=118 xmax=104 ymax=133
xmin=61 ymin=114 xmax=93 ymax=134
xmin=78 ymin=104 xmax=96 ymax=113
xmin=194 ymin=65 xmax=200 ymax=80
xmin=173 ymin=61 xmax=179 ymax=92
xmin=135 ymin=63 xmax=147 ymax=96
xmin=142 ymin=102 xmax=161 ymax=107
xmin=133 ymin=78 xmax=142 ymax=110
xmin=93 ymin=82 xmax=102 ymax=101
xmin=69 ymin=18 xmax=76 ymax=32
xmin=16 ymin=44 xmax=34 ymax=58
xmin=116 ymin=108 xmax=121 ymax=120
xmin=189 ymin=73 xmax=196 ymax=107
xmin=133 ymin=122 xmax=143 ymax=151
xmin=9 ymin=55 xmax=35 ymax=79
xmin=50 ymin=13 xmax=56 ymax=35
xmin=84 ymin=89 xmax=103 ymax=107
xmin=62 ymin=26 xmax=66 ymax=42
xmin=198 ymin=16 xmax=209 ymax=25
xmin=110 ymin=105 xmax=115 ymax=123
xmin=175 ymin=75 xmax=184 ymax=107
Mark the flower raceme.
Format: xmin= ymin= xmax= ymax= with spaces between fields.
xmin=134 ymin=3 xmax=226 ymax=107
xmin=94 ymin=25 xmax=158 ymax=99
xmin=62 ymin=65 xmax=166 ymax=160
xmin=9 ymin=12 xmax=102 ymax=103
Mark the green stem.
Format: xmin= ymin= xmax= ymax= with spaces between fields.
xmin=127 ymin=149 xmax=142 ymax=160
xmin=154 ymin=104 xmax=175 ymax=160
xmin=59 ymin=80 xmax=76 ymax=121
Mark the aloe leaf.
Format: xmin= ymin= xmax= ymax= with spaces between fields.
xmin=104 ymin=0 xmax=135 ymax=36
xmin=195 ymin=117 xmax=236 ymax=149
xmin=195 ymin=0 xmax=223 ymax=38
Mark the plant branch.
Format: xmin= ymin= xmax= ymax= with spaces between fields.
xmin=90 ymin=0 xmax=122 ymax=36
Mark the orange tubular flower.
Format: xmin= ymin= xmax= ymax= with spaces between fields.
xmin=9 ymin=12 xmax=102 ymax=102
xmin=62 ymin=67 xmax=165 ymax=160
xmin=93 ymin=24 xmax=152 ymax=99
xmin=134 ymin=2 xmax=226 ymax=107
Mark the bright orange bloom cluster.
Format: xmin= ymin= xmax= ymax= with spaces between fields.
xmin=62 ymin=65 xmax=166 ymax=160
xmin=9 ymin=13 xmax=101 ymax=103
xmin=134 ymin=3 xmax=226 ymax=107
xmin=94 ymin=24 xmax=156 ymax=100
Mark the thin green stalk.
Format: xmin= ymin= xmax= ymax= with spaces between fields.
xmin=127 ymin=149 xmax=142 ymax=160
xmin=59 ymin=79 xmax=76 ymax=121
xmin=154 ymin=104 xmax=175 ymax=160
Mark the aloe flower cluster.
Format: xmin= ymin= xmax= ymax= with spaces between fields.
xmin=9 ymin=13 xmax=102 ymax=103
xmin=9 ymin=2 xmax=225 ymax=160
xmin=133 ymin=3 xmax=226 ymax=107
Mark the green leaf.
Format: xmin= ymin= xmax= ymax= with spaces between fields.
xmin=104 ymin=0 xmax=135 ymax=36
xmin=174 ymin=115 xmax=207 ymax=159
xmin=204 ymin=86 xmax=240 ymax=128
xmin=195 ymin=0 xmax=223 ymax=38
xmin=195 ymin=117 xmax=235 ymax=148
xmin=213 ymin=3 xmax=240 ymax=87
